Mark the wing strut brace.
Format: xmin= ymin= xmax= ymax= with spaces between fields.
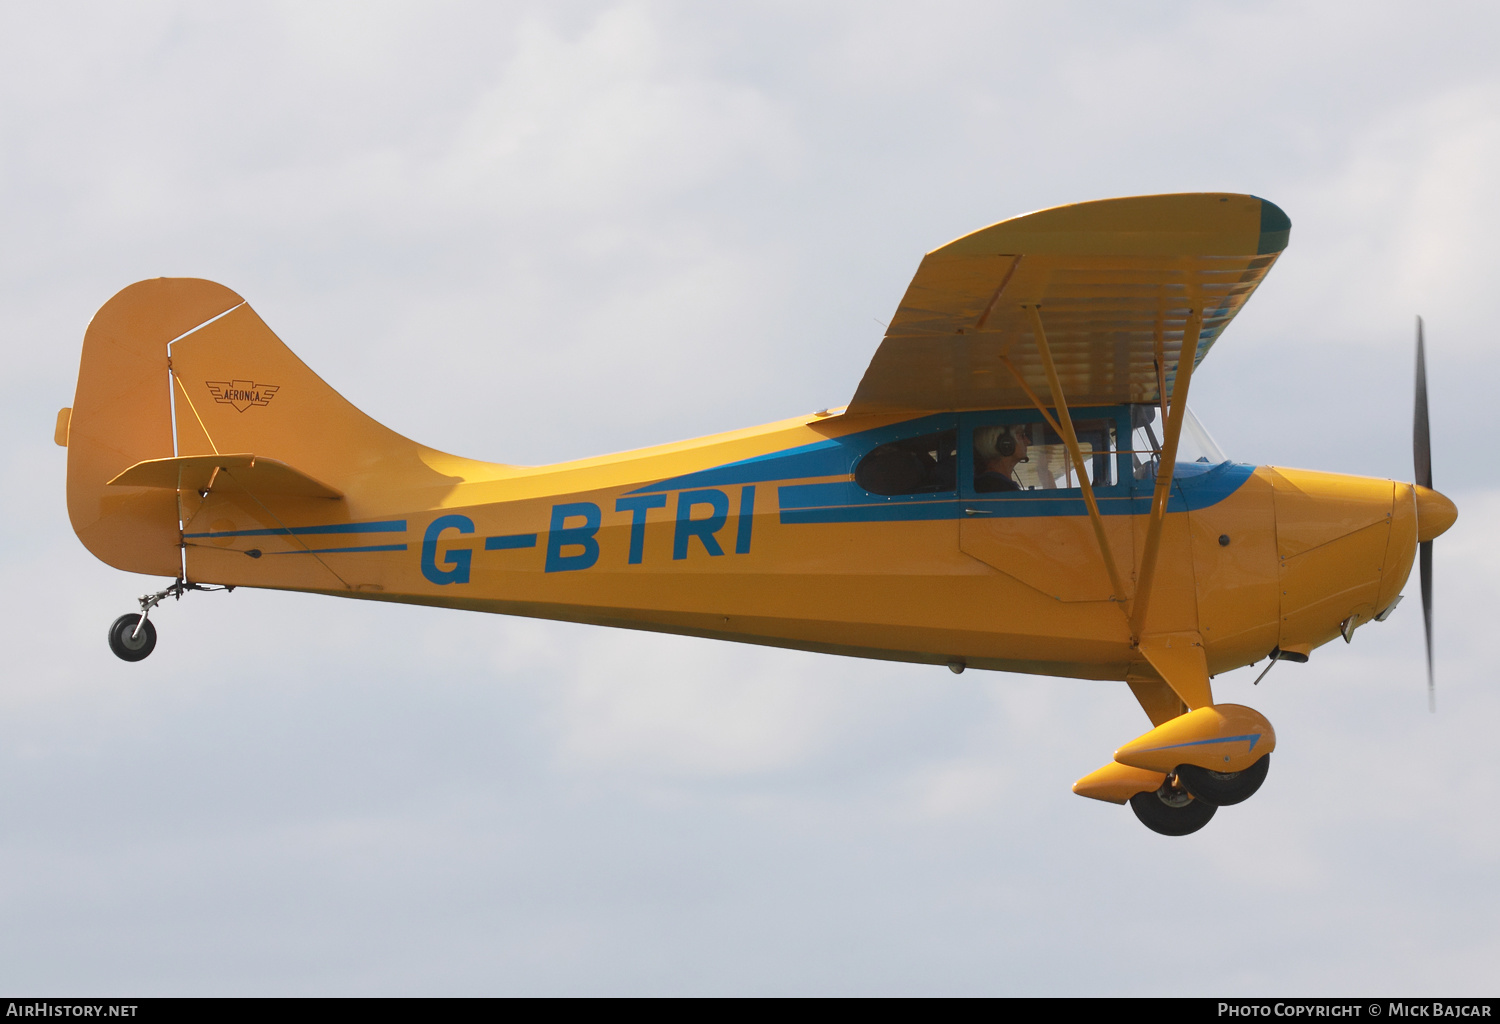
xmin=1017 ymin=305 xmax=1129 ymax=608
xmin=1128 ymin=308 xmax=1203 ymax=643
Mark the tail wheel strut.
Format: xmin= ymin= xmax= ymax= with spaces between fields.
xmin=106 ymin=579 xmax=231 ymax=663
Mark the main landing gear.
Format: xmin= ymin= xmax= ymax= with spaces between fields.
xmin=1128 ymin=755 xmax=1272 ymax=836
xmin=107 ymin=579 xmax=230 ymax=662
xmin=1071 ymin=704 xmax=1278 ymax=835
xmin=1176 ymin=754 xmax=1270 ymax=806
xmin=1129 ymin=777 xmax=1217 ymax=836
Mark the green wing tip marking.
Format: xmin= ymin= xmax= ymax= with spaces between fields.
xmin=1254 ymin=197 xmax=1292 ymax=255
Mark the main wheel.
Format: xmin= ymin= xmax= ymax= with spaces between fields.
xmin=1177 ymin=754 xmax=1270 ymax=807
xmin=1129 ymin=780 xmax=1217 ymax=836
xmin=108 ymin=614 xmax=156 ymax=662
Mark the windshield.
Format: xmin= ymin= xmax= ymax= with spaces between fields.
xmin=1180 ymin=407 xmax=1227 ymax=464
xmin=1128 ymin=404 xmax=1228 ymax=480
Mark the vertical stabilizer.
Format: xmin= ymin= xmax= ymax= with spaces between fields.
xmin=67 ymin=279 xmax=244 ymax=576
xmin=67 ymin=277 xmax=489 ymax=591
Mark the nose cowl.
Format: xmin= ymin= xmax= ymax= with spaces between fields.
xmin=1414 ymin=486 xmax=1457 ymax=542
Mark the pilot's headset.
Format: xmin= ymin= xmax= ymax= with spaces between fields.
xmin=976 ymin=424 xmax=1023 ymax=460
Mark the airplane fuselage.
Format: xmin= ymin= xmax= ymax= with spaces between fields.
xmin=168 ymin=403 xmax=1420 ymax=683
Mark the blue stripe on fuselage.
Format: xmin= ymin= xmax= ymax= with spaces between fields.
xmin=624 ymin=414 xmax=1253 ymax=521
xmin=267 ymin=544 xmax=409 ymax=555
xmin=777 ymin=461 xmax=1254 ymax=522
xmin=183 ymin=520 xmax=407 ymax=539
xmin=624 ymin=414 xmax=955 ymax=495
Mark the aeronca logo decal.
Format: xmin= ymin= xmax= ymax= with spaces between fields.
xmin=206 ymin=380 xmax=280 ymax=412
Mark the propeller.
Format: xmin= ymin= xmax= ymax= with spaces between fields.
xmin=1414 ymin=316 xmax=1435 ymax=712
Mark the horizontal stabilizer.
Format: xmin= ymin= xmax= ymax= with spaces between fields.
xmin=107 ymin=454 xmax=343 ymax=499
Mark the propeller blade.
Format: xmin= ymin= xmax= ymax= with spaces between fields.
xmin=1414 ymin=316 xmax=1435 ymax=711
xmin=1415 ymin=316 xmax=1431 ymax=489
xmin=1421 ymin=538 xmax=1434 ymax=712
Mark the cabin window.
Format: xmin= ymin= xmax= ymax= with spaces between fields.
xmin=1129 ymin=405 xmax=1162 ymax=481
xmin=972 ymin=419 xmax=1116 ymax=493
xmin=855 ymin=428 xmax=958 ymax=496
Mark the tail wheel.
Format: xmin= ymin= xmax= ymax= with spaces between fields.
xmin=1129 ymin=779 xmax=1217 ymax=836
xmin=108 ymin=614 xmax=157 ymax=662
xmin=1177 ymin=753 xmax=1270 ymax=806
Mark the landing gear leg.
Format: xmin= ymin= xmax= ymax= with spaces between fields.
xmin=1129 ymin=775 xmax=1217 ymax=836
xmin=106 ymin=579 xmax=231 ymax=663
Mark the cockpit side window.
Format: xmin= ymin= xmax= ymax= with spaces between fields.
xmin=855 ymin=428 xmax=958 ymax=496
xmin=971 ymin=419 xmax=1116 ymax=493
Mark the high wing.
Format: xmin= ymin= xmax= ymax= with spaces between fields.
xmin=848 ymin=193 xmax=1290 ymax=415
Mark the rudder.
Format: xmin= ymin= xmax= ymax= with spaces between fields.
xmin=66 ymin=279 xmax=244 ymax=576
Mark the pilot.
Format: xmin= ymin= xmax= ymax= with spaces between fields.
xmin=973 ymin=423 xmax=1030 ymax=492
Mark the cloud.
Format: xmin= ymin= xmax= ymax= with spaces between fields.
xmin=4 ymin=0 xmax=1499 ymax=995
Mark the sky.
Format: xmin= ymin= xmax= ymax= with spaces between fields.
xmin=1 ymin=0 xmax=1498 ymax=996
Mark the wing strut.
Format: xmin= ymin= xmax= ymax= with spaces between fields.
xmin=1021 ymin=305 xmax=1129 ymax=608
xmin=1153 ymin=320 xmax=1169 ymax=428
xmin=1128 ymin=308 xmax=1204 ymax=642
xmin=997 ymin=356 xmax=1066 ymax=447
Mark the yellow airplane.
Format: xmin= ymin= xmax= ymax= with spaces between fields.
xmin=56 ymin=193 xmax=1457 ymax=836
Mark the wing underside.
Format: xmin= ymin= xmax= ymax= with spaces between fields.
xmin=849 ymin=193 xmax=1290 ymax=415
